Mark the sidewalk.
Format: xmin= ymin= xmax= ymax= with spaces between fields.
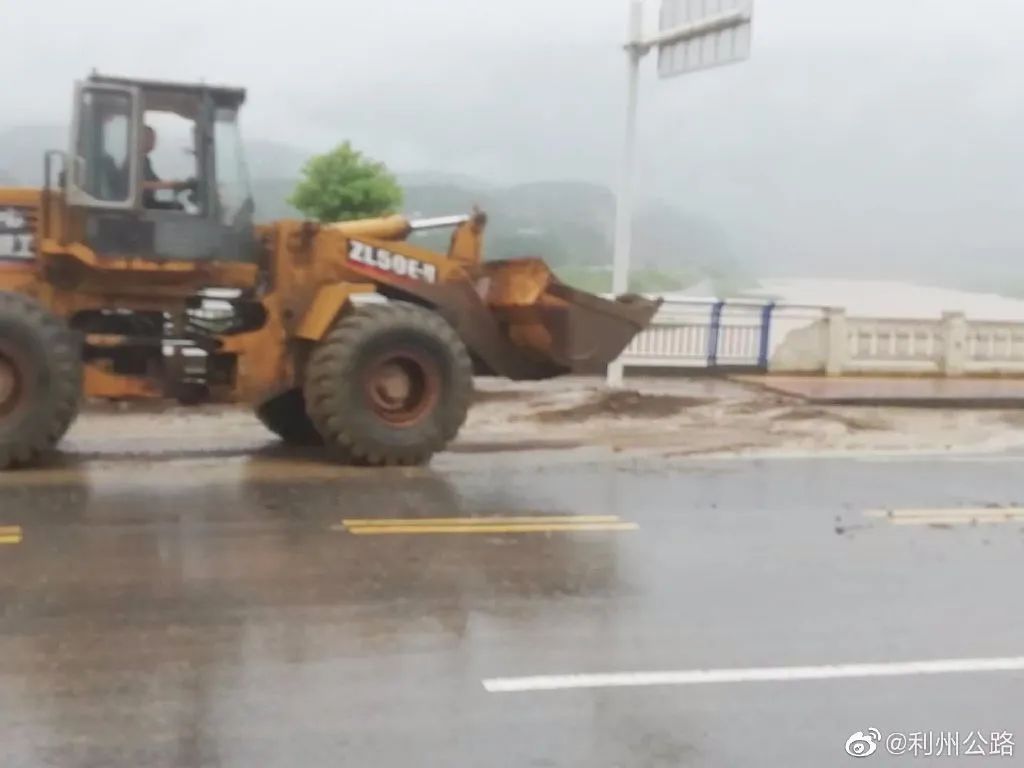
xmin=735 ymin=376 xmax=1024 ymax=408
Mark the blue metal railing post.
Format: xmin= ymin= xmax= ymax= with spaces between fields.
xmin=707 ymin=301 xmax=725 ymax=367
xmin=757 ymin=302 xmax=776 ymax=371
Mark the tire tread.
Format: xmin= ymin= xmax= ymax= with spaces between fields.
xmin=0 ymin=292 xmax=82 ymax=469
xmin=304 ymin=302 xmax=472 ymax=466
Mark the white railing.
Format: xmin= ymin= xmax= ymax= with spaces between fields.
xmin=624 ymin=323 xmax=711 ymax=367
xmin=717 ymin=304 xmax=769 ymax=365
xmin=616 ymin=300 xmax=1024 ymax=377
xmin=621 ymin=301 xmax=716 ymax=367
xmin=619 ymin=298 xmax=777 ymax=369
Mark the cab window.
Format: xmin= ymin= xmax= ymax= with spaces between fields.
xmin=76 ymin=91 xmax=133 ymax=204
xmin=213 ymin=108 xmax=253 ymax=226
xmin=141 ymin=110 xmax=201 ymax=214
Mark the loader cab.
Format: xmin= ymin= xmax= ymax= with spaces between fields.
xmin=63 ymin=74 xmax=257 ymax=263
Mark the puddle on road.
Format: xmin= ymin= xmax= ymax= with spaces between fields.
xmin=0 ymin=450 xmax=637 ymax=768
xmin=0 ymin=449 xmax=417 ymax=491
xmin=0 ymin=440 xmax=642 ymax=493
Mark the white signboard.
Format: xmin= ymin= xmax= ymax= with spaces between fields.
xmin=658 ymin=0 xmax=753 ymax=79
xmin=0 ymin=207 xmax=34 ymax=261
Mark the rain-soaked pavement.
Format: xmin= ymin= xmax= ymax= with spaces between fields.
xmin=1 ymin=443 xmax=1023 ymax=766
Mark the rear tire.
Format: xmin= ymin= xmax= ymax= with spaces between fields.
xmin=0 ymin=292 xmax=82 ymax=469
xmin=304 ymin=302 xmax=472 ymax=466
xmin=255 ymin=388 xmax=323 ymax=446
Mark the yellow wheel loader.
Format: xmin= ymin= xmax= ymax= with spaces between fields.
xmin=0 ymin=74 xmax=659 ymax=468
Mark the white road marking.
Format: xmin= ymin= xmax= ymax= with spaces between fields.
xmin=483 ymin=656 xmax=1024 ymax=693
xmin=685 ymin=448 xmax=1024 ymax=463
xmin=865 ymin=507 xmax=1024 ymax=518
xmin=865 ymin=507 xmax=1024 ymax=526
xmin=925 ymin=455 xmax=1024 ymax=463
xmin=890 ymin=518 xmax=1012 ymax=527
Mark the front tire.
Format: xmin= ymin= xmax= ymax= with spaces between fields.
xmin=0 ymin=292 xmax=82 ymax=469
xmin=304 ymin=302 xmax=472 ymax=466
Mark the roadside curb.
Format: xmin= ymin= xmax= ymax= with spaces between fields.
xmin=731 ymin=375 xmax=1024 ymax=409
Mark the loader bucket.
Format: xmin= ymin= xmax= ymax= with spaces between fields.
xmin=479 ymin=258 xmax=662 ymax=375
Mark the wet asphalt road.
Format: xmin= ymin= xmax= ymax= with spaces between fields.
xmin=1 ymin=447 xmax=1022 ymax=767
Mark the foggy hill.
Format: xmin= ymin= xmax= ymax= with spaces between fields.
xmin=0 ymin=125 xmax=66 ymax=185
xmin=253 ymin=175 xmax=732 ymax=272
xmin=4 ymin=0 xmax=1024 ymax=295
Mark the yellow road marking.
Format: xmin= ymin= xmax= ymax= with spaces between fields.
xmin=344 ymin=522 xmax=639 ymax=536
xmin=341 ymin=515 xmax=622 ymax=527
xmin=0 ymin=526 xmax=22 ymax=545
xmin=866 ymin=508 xmax=1024 ymax=527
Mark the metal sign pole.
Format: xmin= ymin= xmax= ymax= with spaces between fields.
xmin=607 ymin=0 xmax=645 ymax=388
xmin=606 ymin=0 xmax=753 ymax=388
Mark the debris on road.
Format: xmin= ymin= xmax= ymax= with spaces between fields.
xmin=53 ymin=376 xmax=1024 ymax=464
xmin=771 ymin=406 xmax=890 ymax=432
xmin=526 ymin=390 xmax=715 ymax=423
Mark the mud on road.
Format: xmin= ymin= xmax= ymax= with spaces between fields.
xmin=52 ymin=376 xmax=1024 ymax=464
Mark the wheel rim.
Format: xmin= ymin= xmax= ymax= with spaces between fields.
xmin=362 ymin=349 xmax=441 ymax=427
xmin=0 ymin=345 xmax=25 ymax=419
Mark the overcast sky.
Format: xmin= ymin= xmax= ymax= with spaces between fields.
xmin=3 ymin=0 xmax=1023 ymax=279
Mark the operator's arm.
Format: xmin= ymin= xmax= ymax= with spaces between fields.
xmin=144 ymin=179 xmax=191 ymax=192
xmin=142 ymin=156 xmax=191 ymax=192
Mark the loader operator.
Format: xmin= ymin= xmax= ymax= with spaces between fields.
xmin=141 ymin=125 xmax=193 ymax=209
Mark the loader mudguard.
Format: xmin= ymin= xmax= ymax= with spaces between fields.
xmin=294 ymin=282 xmax=377 ymax=341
